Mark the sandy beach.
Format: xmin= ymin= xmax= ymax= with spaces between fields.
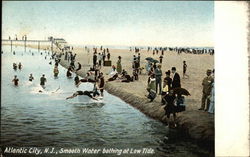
xmin=56 ymin=45 xmax=214 ymax=110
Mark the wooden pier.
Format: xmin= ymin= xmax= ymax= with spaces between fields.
xmin=1 ymin=39 xmax=54 ymax=53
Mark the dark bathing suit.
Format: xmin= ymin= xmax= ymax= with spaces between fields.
xmin=13 ymin=79 xmax=19 ymax=86
xmin=40 ymin=77 xmax=46 ymax=85
xmin=76 ymin=91 xmax=93 ymax=98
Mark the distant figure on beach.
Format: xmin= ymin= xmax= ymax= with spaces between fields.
xmin=102 ymin=52 xmax=106 ymax=65
xmin=40 ymin=74 xmax=47 ymax=88
xmin=117 ymin=56 xmax=122 ymax=74
xmin=159 ymin=55 xmax=163 ymax=64
xmin=107 ymin=52 xmax=111 ymax=60
xmin=12 ymin=75 xmax=19 ymax=86
xmin=13 ymin=63 xmax=17 ymax=71
xmin=18 ymin=62 xmax=22 ymax=70
xmin=146 ymin=74 xmax=156 ymax=102
xmin=98 ymin=72 xmax=105 ymax=97
xmin=53 ymin=65 xmax=59 ymax=77
xmin=29 ymin=74 xmax=34 ymax=82
xmin=93 ymin=53 xmax=97 ymax=68
xmin=183 ymin=61 xmax=189 ymax=78
xmin=66 ymin=91 xmax=98 ymax=100
xmin=98 ymin=53 xmax=102 ymax=68
xmin=155 ymin=64 xmax=162 ymax=95
xmin=199 ymin=69 xmax=214 ymax=111
xmin=171 ymin=67 xmax=181 ymax=88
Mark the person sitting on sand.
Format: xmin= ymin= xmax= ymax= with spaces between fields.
xmin=109 ymin=65 xmax=118 ymax=77
xmin=29 ymin=74 xmax=34 ymax=82
xmin=107 ymin=73 xmax=119 ymax=82
xmin=40 ymin=74 xmax=47 ymax=89
xmin=121 ymin=69 xmax=128 ymax=78
xmin=12 ymin=75 xmax=19 ymax=86
xmin=66 ymin=67 xmax=72 ymax=78
xmin=120 ymin=74 xmax=133 ymax=83
xmin=66 ymin=91 xmax=98 ymax=100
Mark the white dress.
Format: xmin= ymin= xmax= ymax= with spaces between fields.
xmin=208 ymin=82 xmax=214 ymax=114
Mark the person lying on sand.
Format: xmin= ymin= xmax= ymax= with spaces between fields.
xmin=66 ymin=91 xmax=98 ymax=100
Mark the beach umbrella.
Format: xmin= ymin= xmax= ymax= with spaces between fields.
xmin=172 ymin=87 xmax=191 ymax=96
xmin=145 ymin=57 xmax=154 ymax=61
xmin=152 ymin=59 xmax=159 ymax=63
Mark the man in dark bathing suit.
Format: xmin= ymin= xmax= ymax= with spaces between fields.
xmin=12 ymin=75 xmax=19 ymax=86
xmin=66 ymin=91 xmax=98 ymax=100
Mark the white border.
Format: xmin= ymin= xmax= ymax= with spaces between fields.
xmin=215 ymin=1 xmax=249 ymax=156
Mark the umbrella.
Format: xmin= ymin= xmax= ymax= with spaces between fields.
xmin=145 ymin=57 xmax=154 ymax=61
xmin=172 ymin=87 xmax=191 ymax=96
xmin=152 ymin=59 xmax=159 ymax=63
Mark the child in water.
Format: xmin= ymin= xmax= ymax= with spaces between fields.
xmin=29 ymin=74 xmax=34 ymax=81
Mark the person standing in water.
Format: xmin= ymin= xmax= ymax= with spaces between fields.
xmin=18 ymin=62 xmax=22 ymax=70
xmin=40 ymin=74 xmax=47 ymax=89
xmin=29 ymin=74 xmax=34 ymax=81
xmin=74 ymin=75 xmax=80 ymax=86
xmin=13 ymin=63 xmax=17 ymax=71
xmin=53 ymin=65 xmax=59 ymax=77
xmin=12 ymin=75 xmax=19 ymax=86
xmin=98 ymin=72 xmax=105 ymax=97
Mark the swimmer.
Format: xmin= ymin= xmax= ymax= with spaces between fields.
xmin=18 ymin=62 xmax=22 ymax=70
xmin=12 ymin=75 xmax=19 ymax=86
xmin=13 ymin=63 xmax=17 ymax=70
xmin=40 ymin=74 xmax=47 ymax=89
xmin=29 ymin=74 xmax=34 ymax=81
xmin=53 ymin=65 xmax=59 ymax=77
xmin=66 ymin=91 xmax=98 ymax=100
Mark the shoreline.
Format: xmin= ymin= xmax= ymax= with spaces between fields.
xmin=2 ymin=43 xmax=214 ymax=147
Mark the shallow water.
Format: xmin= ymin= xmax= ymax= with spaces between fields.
xmin=1 ymin=46 xmax=210 ymax=157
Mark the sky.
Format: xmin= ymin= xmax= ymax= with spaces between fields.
xmin=2 ymin=1 xmax=214 ymax=47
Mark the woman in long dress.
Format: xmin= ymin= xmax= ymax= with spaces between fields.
xmin=208 ymin=82 xmax=214 ymax=114
xmin=116 ymin=56 xmax=122 ymax=74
